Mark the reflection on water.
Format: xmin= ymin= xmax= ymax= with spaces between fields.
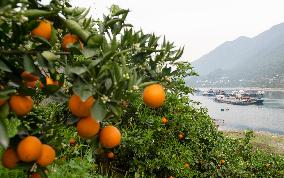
xmin=191 ymin=90 xmax=284 ymax=135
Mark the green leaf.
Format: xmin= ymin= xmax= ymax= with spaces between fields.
xmin=33 ymin=36 xmax=51 ymax=46
xmin=105 ymin=78 xmax=112 ymax=90
xmin=109 ymin=105 xmax=122 ymax=117
xmin=0 ymin=89 xmax=16 ymax=96
xmin=50 ymin=26 xmax=57 ymax=46
xmin=0 ymin=122 xmax=9 ymax=149
xmin=0 ymin=60 xmax=11 ymax=72
xmin=88 ymin=58 xmax=103 ymax=69
xmin=65 ymin=65 xmax=87 ymax=75
xmin=23 ymin=55 xmax=35 ymax=73
xmin=2 ymin=117 xmax=21 ymax=137
xmin=81 ymin=47 xmax=97 ymax=58
xmin=73 ymin=84 xmax=93 ymax=101
xmin=41 ymin=51 xmax=58 ymax=61
xmin=139 ymin=81 xmax=158 ymax=88
xmin=91 ymin=99 xmax=107 ymax=122
xmin=0 ymin=103 xmax=9 ymax=120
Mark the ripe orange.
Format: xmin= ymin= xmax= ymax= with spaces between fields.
xmin=69 ymin=138 xmax=76 ymax=146
xmin=107 ymin=152 xmax=115 ymax=159
xmin=0 ymin=98 xmax=7 ymax=106
xmin=169 ymin=176 xmax=173 ymax=178
xmin=162 ymin=117 xmax=168 ymax=124
xmin=77 ymin=116 xmax=100 ymax=138
xmin=1 ymin=147 xmax=19 ymax=169
xmin=17 ymin=136 xmax=42 ymax=162
xmin=31 ymin=20 xmax=52 ymax=41
xmin=21 ymin=71 xmax=39 ymax=82
xmin=62 ymin=33 xmax=83 ymax=51
xmin=29 ymin=172 xmax=41 ymax=178
xmin=68 ymin=94 xmax=94 ymax=117
xmin=184 ymin=163 xmax=190 ymax=168
xmin=220 ymin=159 xmax=225 ymax=165
xmin=36 ymin=144 xmax=56 ymax=167
xmin=99 ymin=125 xmax=121 ymax=148
xmin=25 ymin=80 xmax=44 ymax=89
xmin=9 ymin=95 xmax=33 ymax=116
xmin=46 ymin=77 xmax=59 ymax=86
xmin=178 ymin=132 xmax=185 ymax=140
xmin=143 ymin=84 xmax=165 ymax=108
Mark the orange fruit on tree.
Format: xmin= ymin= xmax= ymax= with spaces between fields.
xmin=25 ymin=80 xmax=44 ymax=89
xmin=68 ymin=94 xmax=94 ymax=117
xmin=143 ymin=84 xmax=165 ymax=108
xmin=184 ymin=163 xmax=190 ymax=168
xmin=99 ymin=125 xmax=121 ymax=148
xmin=31 ymin=20 xmax=52 ymax=41
xmin=107 ymin=151 xmax=115 ymax=159
xmin=178 ymin=132 xmax=185 ymax=140
xmin=77 ymin=116 xmax=100 ymax=138
xmin=9 ymin=95 xmax=33 ymax=116
xmin=46 ymin=76 xmax=60 ymax=86
xmin=69 ymin=138 xmax=76 ymax=146
xmin=162 ymin=117 xmax=168 ymax=124
xmin=29 ymin=172 xmax=42 ymax=178
xmin=1 ymin=147 xmax=19 ymax=169
xmin=21 ymin=71 xmax=39 ymax=82
xmin=220 ymin=159 xmax=225 ymax=165
xmin=36 ymin=144 xmax=56 ymax=167
xmin=62 ymin=33 xmax=83 ymax=51
xmin=169 ymin=176 xmax=173 ymax=178
xmin=17 ymin=136 xmax=42 ymax=162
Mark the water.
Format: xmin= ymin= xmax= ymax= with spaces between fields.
xmin=191 ymin=90 xmax=284 ymax=135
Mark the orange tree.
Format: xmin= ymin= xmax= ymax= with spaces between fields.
xmin=1 ymin=1 xmax=284 ymax=178
xmin=0 ymin=0 xmax=196 ymax=177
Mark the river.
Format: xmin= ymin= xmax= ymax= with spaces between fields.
xmin=190 ymin=90 xmax=284 ymax=135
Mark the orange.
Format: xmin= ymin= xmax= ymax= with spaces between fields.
xmin=184 ymin=163 xmax=190 ymax=168
xmin=29 ymin=172 xmax=41 ymax=178
xmin=220 ymin=159 xmax=225 ymax=165
xmin=107 ymin=152 xmax=114 ymax=159
xmin=25 ymin=80 xmax=44 ymax=89
xmin=31 ymin=20 xmax=52 ymax=41
xmin=169 ymin=176 xmax=173 ymax=178
xmin=62 ymin=33 xmax=83 ymax=51
xmin=99 ymin=125 xmax=121 ymax=148
xmin=68 ymin=94 xmax=94 ymax=117
xmin=143 ymin=84 xmax=165 ymax=108
xmin=0 ymin=98 xmax=7 ymax=106
xmin=17 ymin=136 xmax=42 ymax=162
xmin=9 ymin=95 xmax=33 ymax=116
xmin=178 ymin=132 xmax=184 ymax=140
xmin=162 ymin=117 xmax=168 ymax=124
xmin=1 ymin=147 xmax=19 ymax=169
xmin=21 ymin=71 xmax=39 ymax=82
xmin=36 ymin=144 xmax=56 ymax=167
xmin=69 ymin=138 xmax=76 ymax=146
xmin=46 ymin=77 xmax=59 ymax=86
xmin=77 ymin=116 xmax=100 ymax=138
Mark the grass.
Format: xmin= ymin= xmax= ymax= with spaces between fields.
xmin=223 ymin=131 xmax=284 ymax=156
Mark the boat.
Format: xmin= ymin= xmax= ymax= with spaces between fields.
xmin=214 ymin=94 xmax=264 ymax=105
xmin=202 ymin=89 xmax=215 ymax=96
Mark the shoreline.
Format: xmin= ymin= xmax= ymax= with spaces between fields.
xmin=221 ymin=129 xmax=284 ymax=156
xmin=198 ymin=87 xmax=284 ymax=92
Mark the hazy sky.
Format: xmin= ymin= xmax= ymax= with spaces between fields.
xmin=68 ymin=0 xmax=284 ymax=62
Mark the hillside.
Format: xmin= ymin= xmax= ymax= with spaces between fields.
xmin=189 ymin=22 xmax=284 ymax=88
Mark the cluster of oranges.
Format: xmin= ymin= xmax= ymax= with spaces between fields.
xmin=1 ymin=136 xmax=55 ymax=170
xmin=68 ymin=94 xmax=121 ymax=149
xmin=31 ymin=20 xmax=83 ymax=51
xmin=21 ymin=71 xmax=60 ymax=90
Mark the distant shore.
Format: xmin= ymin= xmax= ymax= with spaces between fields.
xmin=222 ymin=130 xmax=284 ymax=156
xmin=198 ymin=87 xmax=284 ymax=92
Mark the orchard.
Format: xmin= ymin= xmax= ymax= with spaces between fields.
xmin=0 ymin=0 xmax=283 ymax=178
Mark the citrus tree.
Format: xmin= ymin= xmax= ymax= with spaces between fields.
xmin=0 ymin=0 xmax=195 ymax=177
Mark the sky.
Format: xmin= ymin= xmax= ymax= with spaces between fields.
xmin=68 ymin=0 xmax=284 ymax=62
